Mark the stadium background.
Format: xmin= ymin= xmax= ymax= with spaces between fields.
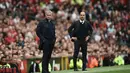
xmin=0 ymin=0 xmax=130 ymax=73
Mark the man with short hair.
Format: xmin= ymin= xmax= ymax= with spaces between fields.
xmin=68 ymin=11 xmax=93 ymax=71
xmin=36 ymin=10 xmax=56 ymax=73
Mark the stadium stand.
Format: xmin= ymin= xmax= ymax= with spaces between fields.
xmin=0 ymin=0 xmax=130 ymax=72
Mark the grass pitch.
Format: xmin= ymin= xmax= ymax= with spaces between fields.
xmin=52 ymin=65 xmax=130 ymax=73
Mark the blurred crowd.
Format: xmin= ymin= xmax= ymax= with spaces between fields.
xmin=0 ymin=0 xmax=130 ymax=64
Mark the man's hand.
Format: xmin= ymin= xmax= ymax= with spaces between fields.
xmin=71 ymin=37 xmax=77 ymax=42
xmin=85 ymin=36 xmax=90 ymax=41
xmin=128 ymin=30 xmax=130 ymax=34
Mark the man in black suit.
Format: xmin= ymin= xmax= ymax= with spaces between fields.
xmin=29 ymin=59 xmax=40 ymax=73
xmin=68 ymin=11 xmax=93 ymax=71
xmin=36 ymin=10 xmax=56 ymax=73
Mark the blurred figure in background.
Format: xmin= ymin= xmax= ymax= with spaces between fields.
xmin=29 ymin=59 xmax=41 ymax=73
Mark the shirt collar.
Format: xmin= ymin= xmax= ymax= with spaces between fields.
xmin=80 ymin=20 xmax=85 ymax=24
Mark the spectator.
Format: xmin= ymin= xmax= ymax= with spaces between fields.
xmin=113 ymin=53 xmax=125 ymax=65
xmin=29 ymin=59 xmax=40 ymax=73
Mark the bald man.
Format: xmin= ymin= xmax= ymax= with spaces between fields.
xmin=68 ymin=11 xmax=93 ymax=71
xmin=36 ymin=10 xmax=56 ymax=73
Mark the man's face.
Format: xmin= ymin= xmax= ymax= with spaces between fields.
xmin=45 ymin=11 xmax=52 ymax=20
xmin=35 ymin=60 xmax=41 ymax=63
xmin=80 ymin=12 xmax=85 ymax=21
xmin=1 ymin=57 xmax=6 ymax=64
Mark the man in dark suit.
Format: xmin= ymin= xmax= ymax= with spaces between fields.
xmin=36 ymin=10 xmax=56 ymax=73
xmin=29 ymin=59 xmax=40 ymax=73
xmin=68 ymin=11 xmax=93 ymax=71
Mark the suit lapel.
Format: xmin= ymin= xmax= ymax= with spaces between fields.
xmin=77 ymin=20 xmax=80 ymax=27
xmin=84 ymin=20 xmax=89 ymax=28
xmin=44 ymin=19 xmax=49 ymax=28
xmin=74 ymin=20 xmax=80 ymax=32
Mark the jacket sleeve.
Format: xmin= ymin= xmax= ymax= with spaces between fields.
xmin=88 ymin=22 xmax=93 ymax=36
xmin=36 ymin=21 xmax=46 ymax=43
xmin=29 ymin=64 xmax=33 ymax=73
xmin=68 ymin=21 xmax=75 ymax=38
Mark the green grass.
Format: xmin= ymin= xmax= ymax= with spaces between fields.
xmin=52 ymin=65 xmax=130 ymax=73
xmin=98 ymin=70 xmax=130 ymax=73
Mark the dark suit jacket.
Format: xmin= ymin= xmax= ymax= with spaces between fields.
xmin=36 ymin=19 xmax=56 ymax=50
xmin=68 ymin=20 xmax=93 ymax=40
